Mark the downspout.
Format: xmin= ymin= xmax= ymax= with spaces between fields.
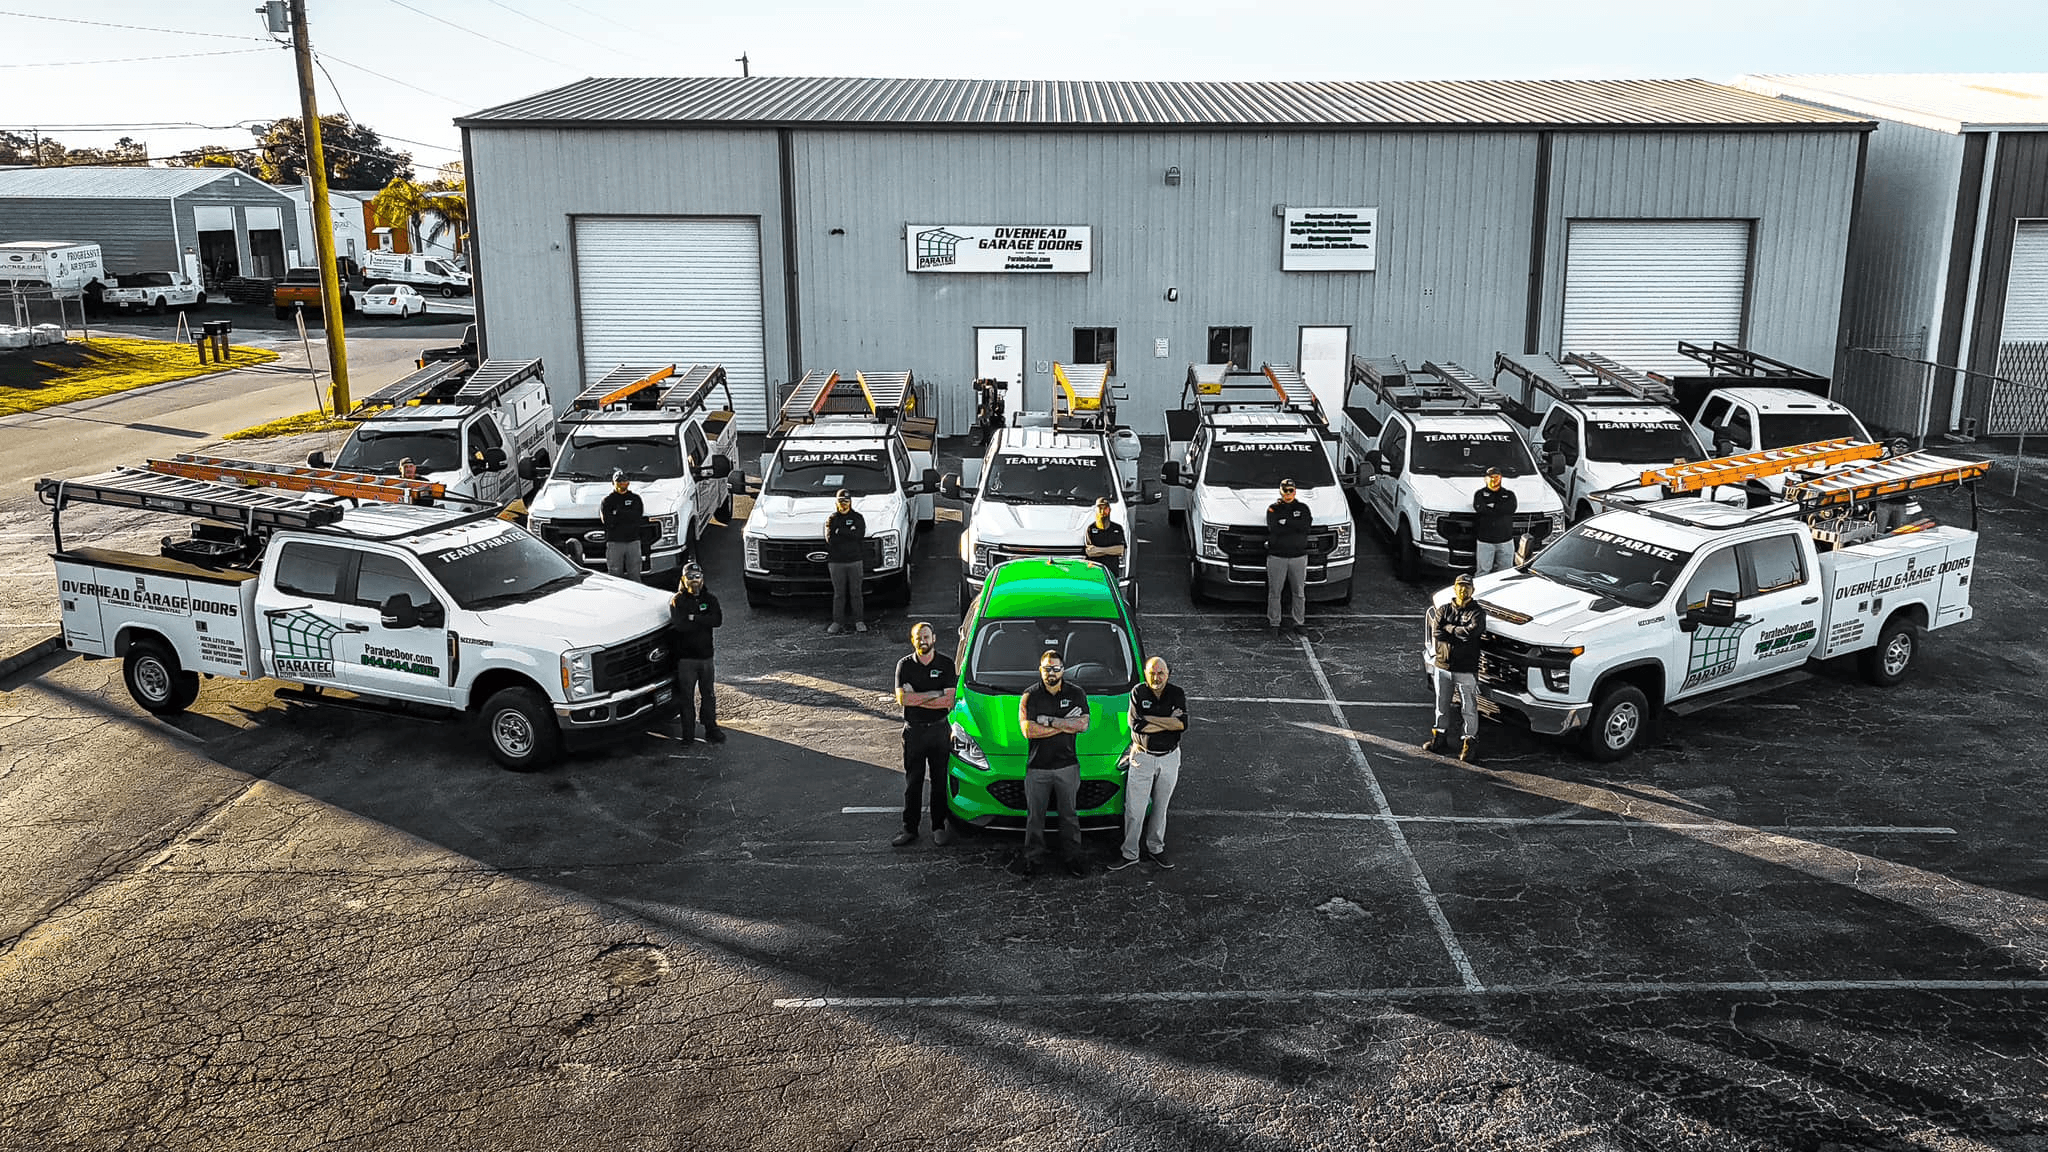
xmin=1949 ymin=131 xmax=2000 ymax=431
xmin=461 ymin=125 xmax=485 ymax=358
xmin=777 ymin=128 xmax=803 ymax=387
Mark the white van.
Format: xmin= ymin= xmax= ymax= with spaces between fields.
xmin=362 ymin=252 xmax=470 ymax=297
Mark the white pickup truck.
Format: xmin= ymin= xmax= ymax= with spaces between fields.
xmin=320 ymin=357 xmax=556 ymax=510
xmin=102 ymin=270 xmax=205 ymax=313
xmin=1435 ymin=446 xmax=1987 ymax=760
xmin=38 ymin=462 xmax=679 ymax=770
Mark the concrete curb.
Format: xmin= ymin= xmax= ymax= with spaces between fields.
xmin=0 ymin=634 xmax=62 ymax=679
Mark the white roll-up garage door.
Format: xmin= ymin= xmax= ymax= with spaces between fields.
xmin=2000 ymin=222 xmax=2048 ymax=341
xmin=1560 ymin=220 xmax=1750 ymax=376
xmin=574 ymin=217 xmax=769 ymax=430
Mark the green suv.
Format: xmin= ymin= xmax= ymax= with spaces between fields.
xmin=947 ymin=558 xmax=1142 ymax=829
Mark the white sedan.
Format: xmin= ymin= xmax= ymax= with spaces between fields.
xmin=354 ymin=283 xmax=428 ymax=318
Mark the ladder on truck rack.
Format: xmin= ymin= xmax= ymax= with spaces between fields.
xmin=1675 ymin=341 xmax=1826 ymax=382
xmin=1786 ymin=452 xmax=1991 ymax=508
xmin=1053 ymin=363 xmax=1111 ymax=412
xmin=1563 ymin=352 xmax=1677 ymax=404
xmin=1351 ymin=355 xmax=1412 ymax=392
xmin=36 ymin=467 xmax=347 ymax=552
xmin=780 ymin=370 xmax=839 ymax=422
xmin=1639 ymin=438 xmax=1886 ymax=494
xmin=857 ymin=371 xmax=916 ymax=419
xmin=453 ymin=358 xmax=544 ymax=406
xmin=572 ymin=364 xmax=675 ymax=411
xmin=659 ymin=364 xmax=731 ymax=413
xmin=1418 ymin=361 xmax=1510 ymax=409
xmin=147 ymin=453 xmax=444 ymax=504
xmin=353 ymin=359 xmax=470 ymax=413
xmin=1493 ymin=352 xmax=1593 ymax=402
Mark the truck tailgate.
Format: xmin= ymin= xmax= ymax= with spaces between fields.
xmin=1817 ymin=527 xmax=1976 ymax=657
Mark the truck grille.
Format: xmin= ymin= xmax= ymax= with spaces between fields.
xmin=985 ymin=778 xmax=1123 ymax=812
xmin=1436 ymin=512 xmax=1556 ymax=548
xmin=1477 ymin=632 xmax=1540 ymax=691
xmin=594 ymin=629 xmax=672 ymax=694
xmin=758 ymin=537 xmax=885 ymax=578
xmin=537 ymin=518 xmax=607 ymax=569
xmin=1216 ymin=527 xmax=1340 ymax=561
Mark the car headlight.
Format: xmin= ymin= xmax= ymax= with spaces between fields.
xmin=1420 ymin=509 xmax=1444 ymax=543
xmin=1199 ymin=524 xmax=1224 ymax=560
xmin=875 ymin=529 xmax=901 ymax=570
xmin=743 ymin=535 xmax=761 ymax=572
xmin=1542 ymin=666 xmax=1570 ymax=692
xmin=1544 ymin=512 xmax=1566 ymax=540
xmin=528 ymin=516 xmax=548 ymax=534
xmin=655 ymin=513 xmax=679 ymax=546
xmin=1331 ymin=522 xmax=1353 ymax=559
xmin=969 ymin=541 xmax=992 ymax=576
xmin=561 ymin=646 xmax=599 ymax=700
xmin=950 ymin=722 xmax=988 ymax=769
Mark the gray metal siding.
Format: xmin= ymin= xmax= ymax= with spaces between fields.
xmin=468 ymin=126 xmax=786 ymax=412
xmin=790 ymin=129 xmax=1536 ymax=433
xmin=1970 ymin=132 xmax=2048 ymax=375
xmin=0 ymin=197 xmax=176 ymax=275
xmin=1537 ymin=131 xmax=1860 ymax=380
xmin=174 ymin=181 xmax=305 ymax=278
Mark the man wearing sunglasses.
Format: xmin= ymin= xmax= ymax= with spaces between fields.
xmin=1020 ymin=649 xmax=1091 ymax=877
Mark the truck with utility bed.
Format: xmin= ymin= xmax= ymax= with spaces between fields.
xmin=524 ymin=363 xmax=738 ymax=586
xmin=273 ymin=265 xmax=355 ymax=318
xmin=1437 ymin=440 xmax=1986 ymax=760
xmin=318 ymin=357 xmax=556 ymax=510
xmin=1161 ymin=362 xmax=1355 ymax=603
xmin=38 ymin=457 xmax=679 ymax=770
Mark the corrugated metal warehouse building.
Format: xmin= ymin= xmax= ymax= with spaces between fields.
xmin=1740 ymin=74 xmax=2048 ymax=437
xmin=458 ymin=77 xmax=1870 ymax=433
xmin=0 ymin=166 xmax=304 ymax=290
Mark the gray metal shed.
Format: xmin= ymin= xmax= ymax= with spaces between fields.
xmin=458 ymin=77 xmax=1871 ymax=433
xmin=0 ymin=166 xmax=305 ymax=290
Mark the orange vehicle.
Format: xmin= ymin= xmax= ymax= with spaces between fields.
xmin=272 ymin=263 xmax=358 ymax=320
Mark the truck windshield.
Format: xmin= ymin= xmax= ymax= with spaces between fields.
xmin=1202 ymin=440 xmax=1335 ymax=489
xmin=1526 ymin=524 xmax=1693 ymax=608
xmin=554 ymin=436 xmax=683 ymax=482
xmin=1411 ymin=430 xmax=1537 ymax=477
xmin=420 ymin=527 xmax=586 ymax=609
xmin=966 ymin=617 xmax=1134 ymax=694
xmin=765 ymin=448 xmax=894 ymax=496
xmin=984 ymin=455 xmax=1116 ymax=504
xmin=1583 ymin=419 xmax=1704 ymax=465
xmin=333 ymin=427 xmax=460 ymax=474
xmin=1759 ymin=413 xmax=1867 ymax=449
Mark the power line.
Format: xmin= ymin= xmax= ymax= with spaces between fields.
xmin=550 ymin=0 xmax=665 ymax=44
xmin=314 ymin=51 xmax=465 ymax=106
xmin=379 ymin=0 xmax=571 ymax=69
xmin=476 ymin=0 xmax=663 ymax=65
xmin=0 ymin=9 xmax=268 ymax=41
xmin=0 ymin=46 xmax=277 ymax=69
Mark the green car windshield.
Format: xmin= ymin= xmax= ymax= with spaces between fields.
xmin=964 ymin=616 xmax=1135 ymax=694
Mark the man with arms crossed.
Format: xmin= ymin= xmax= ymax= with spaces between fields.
xmin=893 ymin=621 xmax=957 ymax=847
xmin=1111 ymin=656 xmax=1186 ymax=872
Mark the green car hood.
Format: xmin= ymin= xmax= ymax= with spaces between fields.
xmin=954 ymin=685 xmax=1132 ymax=773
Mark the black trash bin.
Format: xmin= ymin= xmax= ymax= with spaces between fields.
xmin=202 ymin=319 xmax=233 ymax=362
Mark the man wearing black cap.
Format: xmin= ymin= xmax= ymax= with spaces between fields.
xmin=825 ymin=488 xmax=867 ymax=635
xmin=1265 ymin=478 xmax=1312 ymax=636
xmin=1424 ymin=573 xmax=1486 ymax=763
xmin=669 ymin=562 xmax=725 ymax=745
xmin=1084 ymin=496 xmax=1127 ymax=574
xmin=1473 ymin=466 xmax=1517 ymax=576
xmin=601 ymin=469 xmax=646 ymax=579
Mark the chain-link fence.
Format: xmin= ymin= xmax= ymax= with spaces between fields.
xmin=1989 ymin=341 xmax=2048 ymax=436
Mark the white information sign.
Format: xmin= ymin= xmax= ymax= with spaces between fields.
xmin=1154 ymin=338 xmax=1170 ymax=358
xmin=1282 ymin=207 xmax=1378 ymax=272
xmin=906 ymin=225 xmax=1092 ymax=273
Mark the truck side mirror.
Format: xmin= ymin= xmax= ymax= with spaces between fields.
xmin=380 ymin=593 xmax=420 ymax=630
xmin=477 ymin=446 xmax=508 ymax=472
xmin=417 ymin=599 xmax=445 ymax=629
xmin=1160 ymin=461 xmax=1189 ymax=488
xmin=726 ymin=468 xmax=748 ymax=495
xmin=517 ymin=455 xmax=548 ymax=482
xmin=1680 ymin=588 xmax=1738 ymax=633
xmin=1140 ymin=484 xmax=1165 ymax=506
xmin=906 ymin=467 xmax=940 ymax=496
xmin=698 ymin=454 xmax=734 ymax=480
xmin=1362 ymin=449 xmax=1388 ymax=475
xmin=939 ymin=472 xmax=965 ymax=500
xmin=307 ymin=450 xmax=328 ymax=469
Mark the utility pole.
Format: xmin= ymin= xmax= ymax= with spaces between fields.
xmin=286 ymin=0 xmax=351 ymax=411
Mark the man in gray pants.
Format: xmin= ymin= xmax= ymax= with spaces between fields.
xmin=1020 ymin=650 xmax=1090 ymax=877
xmin=1265 ymin=478 xmax=1312 ymax=637
xmin=824 ymin=488 xmax=867 ymax=634
xmin=1424 ymin=573 xmax=1487 ymax=764
xmin=600 ymin=469 xmax=646 ymax=579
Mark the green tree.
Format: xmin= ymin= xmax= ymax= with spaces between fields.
xmin=248 ymin=115 xmax=413 ymax=190
xmin=59 ymin=136 xmax=149 ymax=166
xmin=0 ymin=131 xmax=62 ymax=166
xmin=163 ymin=145 xmax=261 ymax=174
xmin=370 ymin=177 xmax=433 ymax=253
xmin=423 ymin=188 xmax=468 ymax=256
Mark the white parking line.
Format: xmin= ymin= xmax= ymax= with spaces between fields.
xmin=773 ymin=978 xmax=2048 ymax=1010
xmin=1143 ymin=613 xmax=1419 ymax=620
xmin=841 ymin=806 xmax=1956 ymax=836
xmin=1191 ymin=696 xmax=1429 ymax=707
xmin=1300 ymin=635 xmax=1482 ymax=991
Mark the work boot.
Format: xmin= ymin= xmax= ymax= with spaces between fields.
xmin=676 ymin=722 xmax=697 ymax=745
xmin=703 ymin=725 xmax=727 ymax=744
xmin=855 ymin=621 xmax=869 ymax=633
xmin=1460 ymin=737 xmax=1479 ymax=764
xmin=827 ymin=622 xmax=845 ymax=635
xmin=1421 ymin=729 xmax=1447 ymax=755
xmin=891 ymin=829 xmax=917 ymax=848
xmin=932 ymin=823 xmax=954 ymax=847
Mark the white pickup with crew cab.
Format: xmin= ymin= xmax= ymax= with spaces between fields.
xmin=1436 ymin=442 xmax=1988 ymax=760
xmin=742 ymin=370 xmax=938 ymax=608
xmin=525 ymin=363 xmax=738 ymax=585
xmin=1663 ymin=342 xmax=1875 ymax=501
xmin=102 ymin=270 xmax=205 ymax=312
xmin=320 ymin=357 xmax=555 ymax=510
xmin=38 ymin=458 xmax=680 ymax=770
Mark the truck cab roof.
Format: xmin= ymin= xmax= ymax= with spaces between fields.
xmin=780 ymin=415 xmax=897 ymax=442
xmin=993 ymin=425 xmax=1109 ymax=458
xmin=1591 ymin=499 xmax=1799 ymax=546
xmin=560 ymin=410 xmax=688 ymax=435
xmin=1568 ymin=403 xmax=1691 ymax=424
xmin=1206 ymin=411 xmax=1320 ymax=436
xmin=1716 ymin=387 xmax=1859 ymax=415
xmin=312 ymin=502 xmax=505 ymax=543
xmin=1406 ymin=411 xmax=1523 ymax=436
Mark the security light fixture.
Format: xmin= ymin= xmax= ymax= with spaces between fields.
xmin=1166 ymin=288 xmax=1178 ymax=302
xmin=1164 ymin=166 xmax=1181 ymax=186
xmin=1274 ymin=203 xmax=1287 ymax=218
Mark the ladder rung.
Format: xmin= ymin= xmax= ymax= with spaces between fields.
xmin=149 ymin=454 xmax=443 ymax=503
xmin=1054 ymin=363 xmax=1111 ymax=411
xmin=574 ymin=364 xmax=674 ymax=410
xmin=1786 ymin=452 xmax=1990 ymax=505
xmin=1640 ymin=438 xmax=1884 ymax=493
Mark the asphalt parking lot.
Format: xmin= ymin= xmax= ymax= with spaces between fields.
xmin=2 ymin=437 xmax=2045 ymax=1150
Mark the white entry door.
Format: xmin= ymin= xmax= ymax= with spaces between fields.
xmin=976 ymin=328 xmax=1025 ymax=419
xmin=1299 ymin=326 xmax=1350 ymax=414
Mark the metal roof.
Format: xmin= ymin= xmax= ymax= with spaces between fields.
xmin=460 ymin=77 xmax=1870 ymax=131
xmin=1737 ymin=74 xmax=2048 ymax=134
xmin=0 ymin=166 xmax=279 ymax=200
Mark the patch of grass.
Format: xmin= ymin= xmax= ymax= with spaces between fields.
xmin=0 ymin=336 xmax=279 ymax=416
xmin=223 ymin=409 xmax=353 ymax=440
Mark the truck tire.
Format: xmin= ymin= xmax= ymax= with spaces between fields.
xmin=717 ymin=490 xmax=735 ymax=523
xmin=1576 ymin=501 xmax=1595 ymax=525
xmin=1859 ymin=615 xmax=1919 ymax=687
xmin=1185 ymin=556 xmax=1209 ymax=604
xmin=958 ymin=580 xmax=973 ymax=616
xmin=440 ymin=285 xmax=458 ymax=298
xmin=481 ymin=686 xmax=560 ymax=772
xmin=1167 ymin=507 xmax=1185 ymax=530
xmin=1583 ymin=683 xmax=1649 ymax=762
xmin=275 ymin=307 xmax=290 ymax=320
xmin=194 ymin=292 xmax=207 ymax=308
xmin=153 ymin=296 xmax=168 ymax=315
xmin=124 ymin=638 xmax=199 ymax=715
xmin=1393 ymin=523 xmax=1421 ymax=583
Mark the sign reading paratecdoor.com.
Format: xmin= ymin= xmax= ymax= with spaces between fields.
xmin=1282 ymin=208 xmax=1378 ymax=272
xmin=907 ymin=225 xmax=1092 ymax=273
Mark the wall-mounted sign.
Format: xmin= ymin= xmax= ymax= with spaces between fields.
xmin=907 ymin=225 xmax=1092 ymax=273
xmin=1282 ymin=208 xmax=1378 ymax=272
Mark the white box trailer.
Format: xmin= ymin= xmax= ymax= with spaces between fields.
xmin=0 ymin=241 xmax=105 ymax=291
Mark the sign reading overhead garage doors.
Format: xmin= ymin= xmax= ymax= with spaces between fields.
xmin=574 ymin=217 xmax=769 ymax=430
xmin=1560 ymin=220 xmax=1749 ymax=376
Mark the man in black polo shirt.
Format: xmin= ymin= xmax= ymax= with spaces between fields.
xmin=1020 ymin=649 xmax=1090 ymax=876
xmin=1083 ymin=496 xmax=1127 ymax=578
xmin=1111 ymin=656 xmax=1188 ymax=873
xmin=1265 ymin=478 xmax=1312 ymax=636
xmin=825 ymin=488 xmax=867 ymax=634
xmin=668 ymin=562 xmax=724 ymax=745
xmin=601 ymin=469 xmax=647 ymax=579
xmin=1472 ymin=466 xmax=1518 ymax=575
xmin=893 ymin=621 xmax=957 ymax=847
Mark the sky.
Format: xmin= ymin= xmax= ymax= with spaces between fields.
xmin=2 ymin=0 xmax=2045 ymax=178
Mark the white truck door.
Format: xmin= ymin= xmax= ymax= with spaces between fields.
xmin=54 ymin=558 xmax=108 ymax=651
xmin=1369 ymin=421 xmax=1405 ymax=530
xmin=261 ymin=542 xmax=355 ymax=687
xmin=1673 ymin=545 xmax=1743 ymax=700
xmin=1728 ymin=534 xmax=1822 ymax=682
xmin=684 ymin=422 xmax=714 ymax=533
xmin=341 ymin=550 xmax=453 ymax=704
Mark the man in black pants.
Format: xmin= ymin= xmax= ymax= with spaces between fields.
xmin=1020 ymin=650 xmax=1091 ymax=877
xmin=669 ymin=562 xmax=724 ymax=745
xmin=825 ymin=488 xmax=867 ymax=635
xmin=1084 ymin=496 xmax=1127 ymax=574
xmin=893 ymin=620 xmax=957 ymax=847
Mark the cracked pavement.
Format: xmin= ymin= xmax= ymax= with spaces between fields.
xmin=1 ymin=438 xmax=2044 ymax=1150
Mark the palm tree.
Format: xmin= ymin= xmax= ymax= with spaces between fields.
xmin=370 ymin=177 xmax=432 ymax=253
xmin=422 ymin=189 xmax=468 ymax=258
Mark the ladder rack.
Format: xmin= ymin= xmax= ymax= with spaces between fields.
xmin=1563 ymin=352 xmax=1677 ymax=404
xmin=1675 ymin=341 xmax=1826 ymax=382
xmin=659 ymin=364 xmax=731 ymax=413
xmin=1263 ymin=362 xmax=1313 ymax=407
xmin=1786 ymin=452 xmax=1991 ymax=508
xmin=452 ymin=358 xmax=544 ymax=406
xmin=1350 ymin=354 xmax=1412 ymax=392
xmin=1418 ymin=361 xmax=1510 ymax=409
xmin=354 ymin=359 xmax=469 ymax=412
xmin=147 ymin=453 xmax=443 ymax=504
xmin=1053 ymin=363 xmax=1111 ymax=413
xmin=1494 ymin=352 xmax=1592 ymax=402
xmin=572 ymin=363 xmax=674 ymax=411
xmin=37 ymin=468 xmax=346 ymax=533
xmin=1639 ymin=438 xmax=1885 ymax=493
xmin=857 ymin=370 xmax=915 ymax=418
xmin=1187 ymin=363 xmax=1233 ymax=396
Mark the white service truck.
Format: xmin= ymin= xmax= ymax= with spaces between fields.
xmin=0 ymin=240 xmax=103 ymax=291
xmin=101 ymin=269 xmax=206 ymax=313
xmin=1340 ymin=356 xmax=1567 ymax=580
xmin=38 ymin=459 xmax=681 ymax=770
xmin=319 ymin=357 xmax=556 ymax=509
xmin=525 ymin=363 xmax=738 ymax=586
xmin=743 ymin=370 xmax=938 ymax=608
xmin=942 ymin=363 xmax=1147 ymax=613
xmin=1435 ymin=443 xmax=1987 ymax=760
xmin=362 ymin=252 xmax=470 ymax=297
xmin=1161 ymin=362 xmax=1355 ymax=604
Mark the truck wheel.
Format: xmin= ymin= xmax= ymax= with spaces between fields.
xmin=1393 ymin=524 xmax=1421 ymax=583
xmin=440 ymin=285 xmax=458 ymax=298
xmin=194 ymin=292 xmax=207 ymax=308
xmin=153 ymin=296 xmax=168 ymax=314
xmin=1582 ymin=683 xmax=1649 ymax=761
xmin=1167 ymin=507 xmax=1185 ymax=529
xmin=274 ymin=307 xmax=290 ymax=320
xmin=1576 ymin=501 xmax=1595 ymax=525
xmin=1859 ymin=615 xmax=1919 ymax=687
xmin=717 ymin=490 xmax=735 ymax=523
xmin=124 ymin=638 xmax=199 ymax=715
xmin=1185 ymin=556 xmax=1209 ymax=604
xmin=481 ymin=686 xmax=560 ymax=772
xmin=957 ymin=581 xmax=974 ymax=616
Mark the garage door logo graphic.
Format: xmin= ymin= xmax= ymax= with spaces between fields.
xmin=914 ymin=229 xmax=967 ymax=269
xmin=1681 ymin=617 xmax=1756 ymax=690
xmin=268 ymin=608 xmax=339 ymax=679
